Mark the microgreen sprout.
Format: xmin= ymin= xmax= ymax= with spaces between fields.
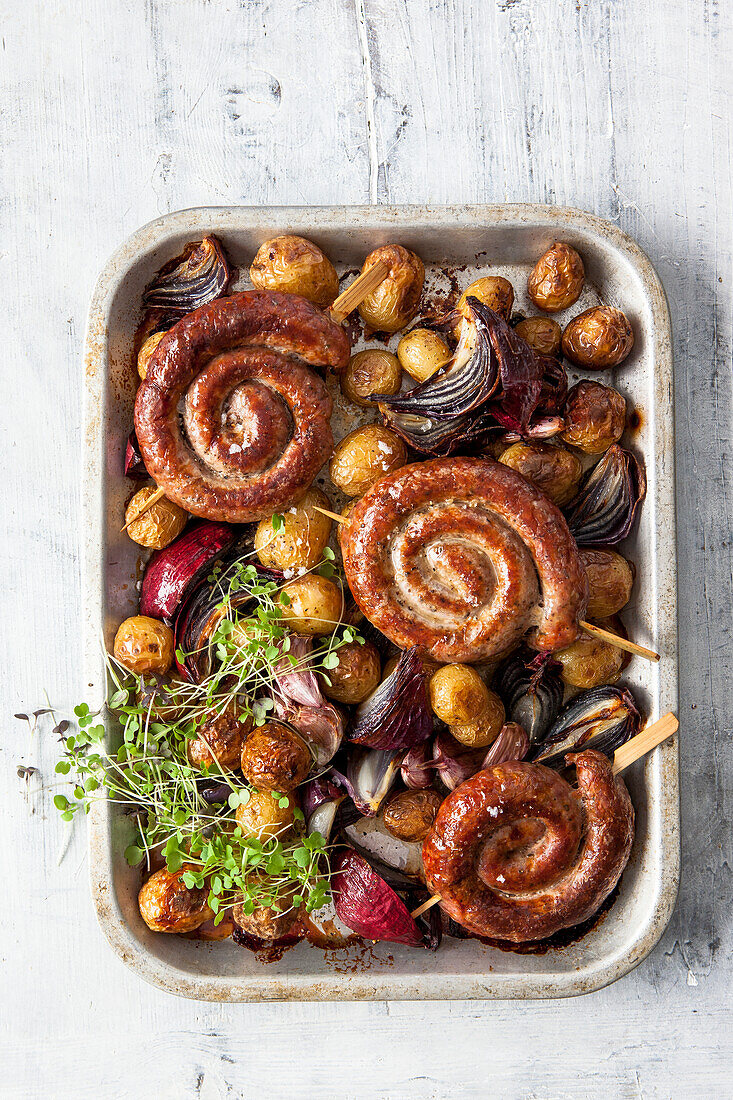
xmin=49 ymin=548 xmax=361 ymax=923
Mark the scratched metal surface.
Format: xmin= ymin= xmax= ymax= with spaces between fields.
xmin=1 ymin=0 xmax=731 ymax=1096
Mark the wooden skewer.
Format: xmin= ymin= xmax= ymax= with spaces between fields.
xmin=411 ymin=894 xmax=443 ymax=919
xmin=579 ymin=620 xmax=660 ymax=663
xmin=329 ymin=259 xmax=390 ymax=323
xmin=410 ymin=712 xmax=679 ymax=919
xmin=612 ymin=711 xmax=678 ymax=775
xmin=316 ymin=506 xmax=660 ymax=664
xmin=314 ymin=504 xmax=347 ymax=525
xmin=121 ymin=485 xmax=166 ymax=533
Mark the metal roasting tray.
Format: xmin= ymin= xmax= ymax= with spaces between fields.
xmin=83 ymin=205 xmax=679 ymax=1001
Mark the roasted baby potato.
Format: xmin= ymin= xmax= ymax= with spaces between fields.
xmin=281 ymin=574 xmax=344 ymax=635
xmin=187 ymin=711 xmax=251 ymax=771
xmin=329 ymin=424 xmax=407 ymax=497
xmin=240 ymin=722 xmax=312 ymax=792
xmin=137 ymin=330 xmax=165 ymax=381
xmin=321 ymin=640 xmax=381 ymax=704
xmin=138 ymin=866 xmax=213 ymax=933
xmin=113 ymin=615 xmax=174 ymax=675
xmin=340 ymin=349 xmax=402 ymax=407
xmin=580 ymin=548 xmax=634 ymax=618
xmin=527 ymin=242 xmax=585 ymax=313
xmin=383 ymin=789 xmax=443 ymax=843
xmin=498 ymin=441 xmax=583 ymax=506
xmin=125 ymin=486 xmax=188 ymax=549
xmin=397 ymin=328 xmax=452 ymax=383
xmin=514 ymin=316 xmax=563 ymax=357
xmin=249 ymin=235 xmax=338 ymax=307
xmin=429 ymin=664 xmax=492 ymax=726
xmin=555 ymin=630 xmax=625 ymax=689
xmin=449 ymin=690 xmax=506 ymax=749
xmin=232 ymin=888 xmax=300 ymax=942
xmin=561 ymin=307 xmax=634 ymax=369
xmin=358 ymin=244 xmax=425 ymax=332
xmin=255 ymin=489 xmax=333 ymax=571
xmin=456 ymin=276 xmax=515 ymax=329
xmin=561 ymin=380 xmax=627 ymax=454
xmin=236 ymin=788 xmax=297 ymax=841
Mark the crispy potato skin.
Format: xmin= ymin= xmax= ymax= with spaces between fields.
xmin=254 ymin=489 xmax=333 ymax=571
xmin=527 ymin=243 xmax=585 ymax=313
xmin=138 ymin=866 xmax=213 ymax=933
xmin=358 ymin=245 xmax=425 ymax=332
xmin=561 ymin=380 xmax=627 ymax=453
xmin=341 ymin=349 xmax=402 ymax=407
xmin=514 ymin=316 xmax=562 ymax=357
xmin=580 ymin=548 xmax=634 ymax=618
xmin=240 ymin=722 xmax=312 ymax=792
xmin=187 ymin=711 xmax=252 ymax=770
xmin=329 ymin=424 xmax=407 ymax=497
xmin=125 ymin=486 xmax=188 ymax=549
xmin=249 ymin=235 xmax=339 ymax=307
xmin=383 ymin=789 xmax=443 ymax=842
xmin=498 ymin=442 xmax=583 ymax=507
xmin=321 ymin=640 xmax=381 ymax=704
xmin=561 ymin=307 xmax=634 ymax=369
xmin=114 ymin=615 xmax=174 ymax=675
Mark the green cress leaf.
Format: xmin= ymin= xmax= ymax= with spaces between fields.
xmin=49 ymin=547 xmax=344 ymax=921
xmin=124 ymin=844 xmax=144 ymax=866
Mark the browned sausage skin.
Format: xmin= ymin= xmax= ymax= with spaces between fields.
xmin=422 ymin=750 xmax=634 ymax=942
xmin=134 ymin=291 xmax=350 ymax=522
xmin=340 ymin=457 xmax=587 ymax=662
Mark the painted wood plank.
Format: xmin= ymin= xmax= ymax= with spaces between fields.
xmin=0 ymin=0 xmax=730 ymax=1096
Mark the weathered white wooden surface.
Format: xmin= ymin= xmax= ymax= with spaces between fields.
xmin=1 ymin=0 xmax=731 ymax=1096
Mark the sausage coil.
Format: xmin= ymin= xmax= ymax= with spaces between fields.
xmin=134 ymin=291 xmax=350 ymax=522
xmin=422 ymin=750 xmax=634 ymax=942
xmin=340 ymin=456 xmax=587 ymax=662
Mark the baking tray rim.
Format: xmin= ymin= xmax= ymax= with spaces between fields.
xmin=82 ymin=202 xmax=679 ymax=1001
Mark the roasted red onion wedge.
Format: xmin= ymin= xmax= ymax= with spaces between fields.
xmin=139 ymin=521 xmax=235 ymax=622
xmin=143 ymin=235 xmax=231 ymax=314
xmin=565 ymin=445 xmax=647 ymax=546
xmin=349 ymin=646 xmax=432 ymax=751
xmin=332 ymin=748 xmax=402 ymax=816
xmin=493 ymin=649 xmax=564 ymax=744
xmin=529 ymin=686 xmax=641 ymax=768
xmin=124 ymin=431 xmax=149 ymax=479
xmin=303 ymin=776 xmax=344 ymax=842
xmin=379 ymin=408 xmax=501 ymax=457
xmin=377 ymin=301 xmax=567 ymax=453
xmin=375 ymin=300 xmax=500 ymax=420
xmin=332 ymin=849 xmax=424 ymax=947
